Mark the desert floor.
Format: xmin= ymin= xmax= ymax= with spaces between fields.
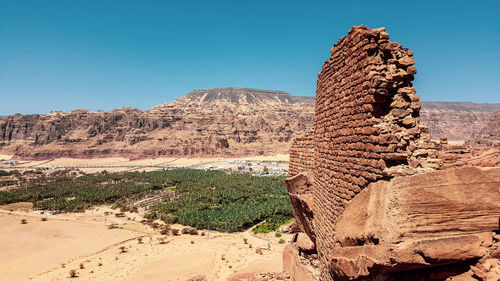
xmin=0 ymin=203 xmax=289 ymax=281
xmin=0 ymin=154 xmax=289 ymax=174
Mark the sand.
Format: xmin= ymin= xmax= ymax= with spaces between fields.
xmin=1 ymin=154 xmax=289 ymax=174
xmin=0 ymin=206 xmax=289 ymax=281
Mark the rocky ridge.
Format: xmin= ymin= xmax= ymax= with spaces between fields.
xmin=0 ymin=88 xmax=314 ymax=159
xmin=420 ymin=102 xmax=500 ymax=142
xmin=0 ymin=87 xmax=498 ymax=160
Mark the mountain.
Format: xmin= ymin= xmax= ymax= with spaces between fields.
xmin=465 ymin=111 xmax=500 ymax=147
xmin=420 ymin=102 xmax=500 ymax=141
xmin=0 ymin=88 xmax=314 ymax=159
xmin=0 ymin=88 xmax=498 ymax=159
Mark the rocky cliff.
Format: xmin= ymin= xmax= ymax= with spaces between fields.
xmin=420 ymin=102 xmax=500 ymax=142
xmin=0 ymin=87 xmax=498 ymax=159
xmin=0 ymin=88 xmax=314 ymax=159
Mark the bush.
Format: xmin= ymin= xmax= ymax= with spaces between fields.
xmin=278 ymin=238 xmax=286 ymax=244
xmin=253 ymin=216 xmax=292 ymax=234
xmin=171 ymin=228 xmax=180 ymax=235
xmin=0 ymin=170 xmax=11 ymax=177
xmin=275 ymin=232 xmax=282 ymax=237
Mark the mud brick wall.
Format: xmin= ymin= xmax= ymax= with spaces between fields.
xmin=287 ymin=26 xmax=441 ymax=281
xmin=288 ymin=130 xmax=314 ymax=176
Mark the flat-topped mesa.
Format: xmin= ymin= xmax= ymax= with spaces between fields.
xmin=284 ymin=26 xmax=500 ymax=281
xmin=155 ymin=88 xmax=315 ymax=107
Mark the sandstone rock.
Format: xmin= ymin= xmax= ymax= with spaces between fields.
xmin=285 ymin=26 xmax=500 ymax=281
xmin=185 ymin=275 xmax=207 ymax=281
xmin=0 ymin=91 xmax=498 ymax=159
xmin=285 ymin=173 xmax=315 ymax=243
xmin=283 ymin=244 xmax=318 ymax=281
xmin=293 ymin=233 xmax=315 ymax=253
xmin=420 ymin=102 xmax=500 ymax=142
xmin=0 ymin=88 xmax=314 ymax=159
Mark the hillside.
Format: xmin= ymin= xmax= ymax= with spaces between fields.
xmin=420 ymin=102 xmax=500 ymax=141
xmin=0 ymin=88 xmax=498 ymax=159
xmin=0 ymin=88 xmax=314 ymax=159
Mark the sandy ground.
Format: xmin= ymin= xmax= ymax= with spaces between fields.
xmin=0 ymin=204 xmax=289 ymax=281
xmin=0 ymin=154 xmax=289 ymax=174
xmin=0 ymin=154 xmax=12 ymax=161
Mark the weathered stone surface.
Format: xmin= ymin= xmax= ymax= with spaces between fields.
xmin=330 ymin=167 xmax=500 ymax=279
xmin=285 ymin=26 xmax=500 ymax=281
xmin=0 ymin=88 xmax=314 ymax=159
xmin=283 ymin=244 xmax=318 ymax=281
xmin=420 ymin=102 xmax=500 ymax=142
xmin=285 ymin=173 xmax=315 ymax=243
xmin=466 ymin=111 xmax=500 ymax=147
xmin=185 ymin=275 xmax=207 ymax=281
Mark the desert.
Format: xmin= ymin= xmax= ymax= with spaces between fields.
xmin=1 ymin=2 xmax=500 ymax=281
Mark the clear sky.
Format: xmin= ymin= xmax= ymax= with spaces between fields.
xmin=1 ymin=0 xmax=499 ymax=115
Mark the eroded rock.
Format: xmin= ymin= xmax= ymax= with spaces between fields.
xmin=284 ymin=26 xmax=500 ymax=281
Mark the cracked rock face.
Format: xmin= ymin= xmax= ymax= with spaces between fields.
xmin=0 ymin=88 xmax=314 ymax=159
xmin=284 ymin=26 xmax=500 ymax=281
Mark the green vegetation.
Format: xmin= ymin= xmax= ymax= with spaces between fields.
xmin=0 ymin=170 xmax=11 ymax=177
xmin=252 ymin=215 xmax=293 ymax=234
xmin=145 ymin=170 xmax=293 ymax=232
xmin=0 ymin=169 xmax=293 ymax=232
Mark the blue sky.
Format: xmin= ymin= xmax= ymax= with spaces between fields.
xmin=1 ymin=0 xmax=499 ymax=115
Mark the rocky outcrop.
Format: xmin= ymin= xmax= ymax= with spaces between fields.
xmin=284 ymin=26 xmax=500 ymax=281
xmin=0 ymin=88 xmax=314 ymax=159
xmin=420 ymin=102 xmax=500 ymax=142
xmin=331 ymin=167 xmax=500 ymax=280
xmin=0 ymin=86 xmax=497 ymax=159
xmin=466 ymin=111 xmax=500 ymax=147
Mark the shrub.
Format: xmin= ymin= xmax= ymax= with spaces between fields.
xmin=171 ymin=228 xmax=180 ymax=236
xmin=20 ymin=219 xmax=27 ymax=224
xmin=0 ymin=170 xmax=11 ymax=177
xmin=278 ymin=238 xmax=286 ymax=244
xmin=188 ymin=228 xmax=198 ymax=235
xmin=69 ymin=269 xmax=77 ymax=278
xmin=275 ymin=232 xmax=282 ymax=237
xmin=253 ymin=216 xmax=292 ymax=234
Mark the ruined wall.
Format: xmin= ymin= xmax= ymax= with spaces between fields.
xmin=288 ymin=26 xmax=441 ymax=281
xmin=288 ymin=131 xmax=315 ymax=177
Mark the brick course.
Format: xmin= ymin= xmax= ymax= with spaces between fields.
xmin=287 ymin=26 xmax=441 ymax=280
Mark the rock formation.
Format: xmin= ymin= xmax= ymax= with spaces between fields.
xmin=0 ymin=86 xmax=497 ymax=159
xmin=284 ymin=26 xmax=500 ymax=281
xmin=466 ymin=111 xmax=500 ymax=147
xmin=0 ymin=88 xmax=314 ymax=159
xmin=420 ymin=102 xmax=500 ymax=142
